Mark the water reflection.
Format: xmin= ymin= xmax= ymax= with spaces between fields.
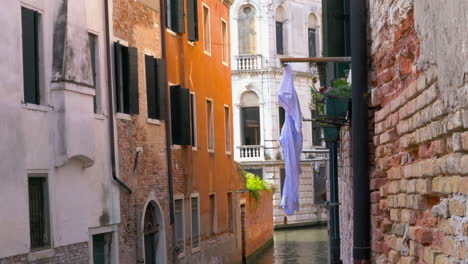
xmin=251 ymin=226 xmax=328 ymax=264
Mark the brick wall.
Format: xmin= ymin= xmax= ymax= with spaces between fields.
xmin=0 ymin=243 xmax=88 ymax=264
xmin=244 ymin=190 xmax=274 ymax=257
xmin=112 ymin=0 xmax=172 ymax=263
xmin=339 ymin=0 xmax=468 ymax=263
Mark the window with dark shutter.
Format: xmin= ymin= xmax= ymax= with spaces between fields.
xmin=187 ymin=0 xmax=199 ymax=41
xmin=114 ymin=43 xmax=139 ymax=115
xmin=276 ymin=22 xmax=284 ymax=55
xmin=280 ymin=168 xmax=286 ymax=196
xmin=21 ymin=7 xmax=40 ymax=105
xmin=28 ymin=176 xmax=50 ymax=250
xmin=156 ymin=59 xmax=167 ymax=120
xmin=171 ymin=86 xmax=191 ymax=145
xmin=145 ymin=55 xmax=157 ymax=119
xmin=169 ymin=0 xmax=185 ymax=33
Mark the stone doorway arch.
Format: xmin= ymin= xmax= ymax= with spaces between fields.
xmin=143 ymin=201 xmax=166 ymax=264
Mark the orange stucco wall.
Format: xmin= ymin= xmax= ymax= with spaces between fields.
xmin=165 ymin=0 xmax=240 ymax=246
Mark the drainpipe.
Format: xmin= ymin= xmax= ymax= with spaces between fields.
xmin=104 ymin=0 xmax=132 ymax=195
xmin=160 ymin=0 xmax=175 ymax=229
xmin=351 ymin=0 xmax=370 ymax=262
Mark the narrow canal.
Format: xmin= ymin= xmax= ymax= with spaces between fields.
xmin=250 ymin=226 xmax=329 ymax=264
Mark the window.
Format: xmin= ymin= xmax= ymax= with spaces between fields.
xmin=238 ymin=5 xmax=257 ymax=54
xmin=206 ymin=99 xmax=214 ymax=151
xmin=190 ymin=195 xmax=200 ymax=249
xmin=227 ymin=193 xmax=233 ymax=232
xmin=224 ymin=106 xmax=231 ymax=153
xmin=145 ymin=55 xmax=167 ymax=120
xmin=144 ymin=203 xmax=159 ymax=264
xmin=171 ymin=86 xmax=191 ymax=145
xmin=276 ymin=22 xmax=284 ymax=55
xmin=174 ymin=198 xmax=185 ymax=253
xmin=311 ymin=110 xmax=322 ymax=146
xmin=92 ymin=232 xmax=113 ymax=264
xmin=275 ymin=6 xmax=286 ymax=55
xmin=202 ymin=4 xmax=211 ymax=54
xmin=167 ymin=0 xmax=184 ymax=33
xmin=308 ymin=13 xmax=318 ymax=57
xmin=89 ymin=33 xmax=100 ymax=113
xmin=28 ymin=176 xmax=50 ymax=250
xmin=114 ymin=42 xmax=139 ymax=115
xmin=187 ymin=0 xmax=199 ymax=41
xmin=279 ymin=107 xmax=285 ymax=132
xmin=314 ymin=165 xmax=327 ymax=204
xmin=221 ymin=19 xmax=228 ymax=64
xmin=240 ymin=91 xmax=260 ymax=145
xmin=280 ymin=168 xmax=286 ymax=196
xmin=209 ymin=194 xmax=217 ymax=235
xmin=241 ymin=107 xmax=260 ymax=145
xmin=308 ymin=28 xmax=316 ymax=57
xmin=21 ymin=7 xmax=42 ymax=105
xmin=244 ymin=168 xmax=263 ymax=180
xmin=190 ymin=92 xmax=197 ymax=148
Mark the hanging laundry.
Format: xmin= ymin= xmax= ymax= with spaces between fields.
xmin=279 ymin=64 xmax=303 ymax=215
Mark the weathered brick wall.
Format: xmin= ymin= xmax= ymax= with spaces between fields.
xmin=244 ymin=190 xmax=274 ymax=257
xmin=113 ymin=0 xmax=172 ymax=263
xmin=0 ymin=243 xmax=88 ymax=264
xmin=364 ymin=0 xmax=468 ymax=263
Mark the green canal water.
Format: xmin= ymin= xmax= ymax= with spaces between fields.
xmin=250 ymin=226 xmax=329 ymax=264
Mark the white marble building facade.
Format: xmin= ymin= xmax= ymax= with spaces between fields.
xmin=230 ymin=0 xmax=329 ymax=226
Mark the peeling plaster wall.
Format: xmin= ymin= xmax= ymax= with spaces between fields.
xmin=0 ymin=0 xmax=119 ymax=261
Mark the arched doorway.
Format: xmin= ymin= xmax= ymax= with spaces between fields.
xmin=143 ymin=202 xmax=166 ymax=264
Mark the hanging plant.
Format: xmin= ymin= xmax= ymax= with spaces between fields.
xmin=242 ymin=171 xmax=272 ymax=207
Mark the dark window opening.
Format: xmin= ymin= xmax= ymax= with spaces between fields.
xmin=167 ymin=0 xmax=184 ymax=33
xmin=93 ymin=232 xmax=113 ymax=264
xmin=187 ymin=0 xmax=199 ymax=41
xmin=89 ymin=33 xmax=99 ymax=113
xmin=279 ymin=107 xmax=285 ymax=132
xmin=244 ymin=168 xmax=263 ymax=180
xmin=276 ymin=22 xmax=284 ymax=55
xmin=114 ymin=43 xmax=139 ymax=115
xmin=209 ymin=194 xmax=216 ymax=235
xmin=308 ymin=28 xmax=316 ymax=57
xmin=28 ymin=177 xmax=50 ymax=250
xmin=280 ymin=168 xmax=286 ymax=196
xmin=241 ymin=107 xmax=260 ymax=145
xmin=311 ymin=110 xmax=322 ymax=146
xmin=314 ymin=166 xmax=327 ymax=204
xmin=171 ymin=85 xmax=191 ymax=145
xmin=145 ymin=56 xmax=166 ymax=120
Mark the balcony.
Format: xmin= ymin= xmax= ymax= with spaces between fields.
xmin=237 ymin=145 xmax=265 ymax=162
xmin=233 ymin=54 xmax=263 ymax=72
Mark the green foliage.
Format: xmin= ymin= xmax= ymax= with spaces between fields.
xmin=243 ymin=171 xmax=271 ymax=204
xmin=329 ymin=79 xmax=352 ymax=98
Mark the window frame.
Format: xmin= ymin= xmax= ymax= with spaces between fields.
xmin=173 ymin=195 xmax=185 ymax=257
xmin=28 ymin=174 xmax=51 ymax=251
xmin=227 ymin=192 xmax=234 ymax=233
xmin=113 ymin=40 xmax=139 ymax=116
xmin=208 ymin=193 xmax=217 ymax=235
xmin=88 ymin=31 xmax=102 ymax=114
xmin=190 ymin=193 xmax=201 ymax=253
xmin=202 ymin=3 xmax=211 ymax=55
xmin=206 ymin=98 xmax=215 ymax=152
xmin=224 ymin=105 xmax=231 ymax=155
xmin=221 ymin=18 xmax=229 ymax=66
xmin=276 ymin=21 xmax=284 ymax=55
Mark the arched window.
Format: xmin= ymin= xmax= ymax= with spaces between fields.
xmin=308 ymin=13 xmax=318 ymax=57
xmin=275 ymin=6 xmax=286 ymax=55
xmin=240 ymin=91 xmax=260 ymax=145
xmin=238 ymin=6 xmax=257 ymax=55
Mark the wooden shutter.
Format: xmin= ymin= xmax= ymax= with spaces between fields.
xmin=171 ymin=0 xmax=185 ymax=33
xmin=128 ymin=47 xmax=139 ymax=115
xmin=156 ymin=59 xmax=167 ymax=120
xmin=171 ymin=85 xmax=181 ymax=144
xmin=114 ymin=42 xmax=124 ymax=113
xmin=187 ymin=0 xmax=199 ymax=41
xmin=22 ymin=7 xmax=39 ymax=104
xmin=145 ymin=55 xmax=157 ymax=119
xmin=276 ymin=22 xmax=284 ymax=55
xmin=170 ymin=86 xmax=191 ymax=145
xmin=179 ymin=88 xmax=191 ymax=145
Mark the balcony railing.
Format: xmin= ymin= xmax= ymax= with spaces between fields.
xmin=237 ymin=145 xmax=264 ymax=161
xmin=233 ymin=54 xmax=263 ymax=71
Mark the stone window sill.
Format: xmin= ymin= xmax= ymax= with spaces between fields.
xmin=22 ymin=103 xmax=52 ymax=112
xmin=115 ymin=113 xmax=132 ymax=121
xmin=147 ymin=118 xmax=161 ymax=125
